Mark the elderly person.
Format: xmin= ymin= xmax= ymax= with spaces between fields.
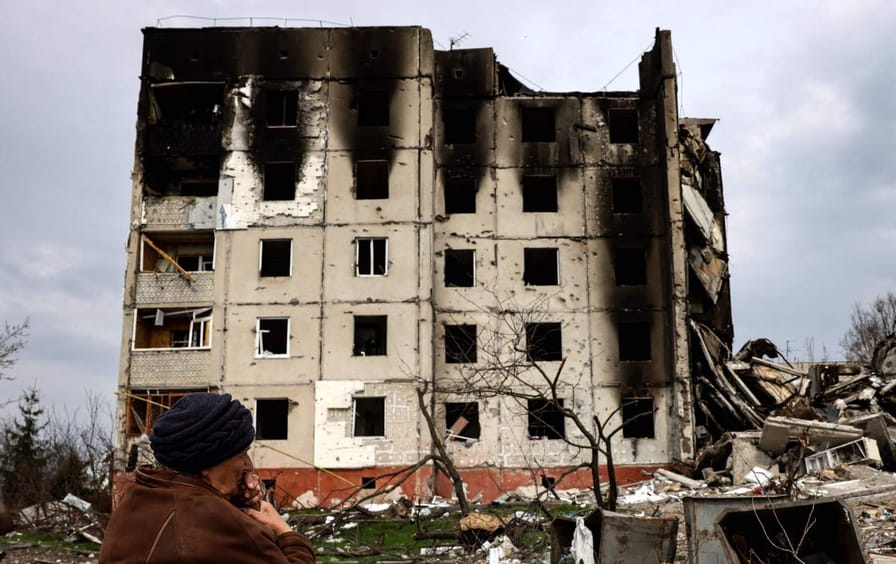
xmin=100 ymin=393 xmax=315 ymax=563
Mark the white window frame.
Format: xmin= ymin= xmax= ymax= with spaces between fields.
xmin=131 ymin=307 xmax=212 ymax=351
xmin=255 ymin=317 xmax=290 ymax=358
xmin=355 ymin=237 xmax=389 ymax=277
xmin=258 ymin=239 xmax=293 ymax=277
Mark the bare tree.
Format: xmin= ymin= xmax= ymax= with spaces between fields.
xmin=0 ymin=319 xmax=29 ymax=382
xmin=840 ymin=291 xmax=896 ymax=364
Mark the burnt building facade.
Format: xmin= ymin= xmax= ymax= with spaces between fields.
xmin=116 ymin=26 xmax=731 ymax=503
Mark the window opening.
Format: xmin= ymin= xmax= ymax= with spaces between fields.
xmin=521 ymin=107 xmax=555 ymax=142
xmin=355 ymin=238 xmax=388 ymax=276
xmin=611 ymin=178 xmax=642 ymax=213
xmin=618 ymin=321 xmax=651 ymax=361
xmin=256 ymin=318 xmax=289 ymax=357
xmin=356 ymin=160 xmax=389 ymax=199
xmin=527 ymin=399 xmax=565 ymax=439
xmin=444 ymin=249 xmax=475 ymax=287
xmin=525 ymin=322 xmax=562 ymax=361
xmin=256 ymin=399 xmax=289 ymax=440
xmin=622 ymin=397 xmax=655 ymax=438
xmin=358 ymin=91 xmax=390 ymax=127
xmin=260 ymin=240 xmax=292 ymax=277
xmin=353 ymin=315 xmax=387 ymax=356
xmin=263 ymin=162 xmax=295 ymax=201
xmin=444 ymin=175 xmax=476 ymax=214
xmin=176 ymin=254 xmax=214 ymax=272
xmin=443 ymin=108 xmax=476 ymax=144
xmin=361 ymin=477 xmax=377 ymax=489
xmin=180 ymin=180 xmax=218 ymax=197
xmin=266 ymin=91 xmax=298 ymax=127
xmin=522 ymin=175 xmax=558 ymax=212
xmin=135 ymin=307 xmax=211 ymax=349
xmin=523 ymin=248 xmax=558 ymax=286
xmin=614 ymin=247 xmax=647 ymax=286
xmin=445 ymin=402 xmax=480 ymax=440
xmin=125 ymin=389 xmax=206 ymax=437
xmin=445 ymin=324 xmax=477 ymax=363
xmin=609 ymin=109 xmax=639 ymax=144
xmin=353 ymin=397 xmax=385 ymax=436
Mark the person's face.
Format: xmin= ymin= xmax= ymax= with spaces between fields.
xmin=202 ymin=448 xmax=253 ymax=498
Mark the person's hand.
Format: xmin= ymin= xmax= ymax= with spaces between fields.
xmin=243 ymin=500 xmax=293 ymax=536
xmin=239 ymin=471 xmax=265 ymax=509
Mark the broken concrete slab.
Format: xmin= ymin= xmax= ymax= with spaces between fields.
xmin=849 ymin=412 xmax=896 ymax=471
xmin=758 ymin=416 xmax=863 ymax=454
xmin=551 ymin=507 xmax=678 ymax=564
xmin=729 ymin=434 xmax=776 ymax=485
xmin=683 ymin=495 xmax=787 ymax=564
xmin=804 ymin=437 xmax=882 ymax=473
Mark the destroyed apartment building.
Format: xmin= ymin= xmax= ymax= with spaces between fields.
xmin=114 ymin=25 xmax=732 ymax=504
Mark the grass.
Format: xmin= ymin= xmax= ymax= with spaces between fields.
xmin=0 ymin=529 xmax=100 ymax=555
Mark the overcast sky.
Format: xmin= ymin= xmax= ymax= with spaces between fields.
xmin=1 ymin=1 xmax=894 ymax=418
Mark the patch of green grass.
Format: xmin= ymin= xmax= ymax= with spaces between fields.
xmin=0 ymin=530 xmax=100 ymax=554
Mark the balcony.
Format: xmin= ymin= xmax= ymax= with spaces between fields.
xmin=136 ymin=271 xmax=214 ymax=304
xmin=142 ymin=196 xmax=217 ymax=229
xmin=128 ymin=349 xmax=214 ymax=387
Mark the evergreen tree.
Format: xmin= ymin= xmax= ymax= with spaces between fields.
xmin=0 ymin=387 xmax=48 ymax=508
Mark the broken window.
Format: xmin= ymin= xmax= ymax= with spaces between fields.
xmin=355 ymin=238 xmax=388 ymax=277
xmin=621 ymin=397 xmax=655 ymax=439
xmin=522 ymin=175 xmax=558 ymax=212
xmin=521 ymin=107 xmax=555 ymax=142
xmin=444 ymin=175 xmax=477 ymax=214
xmin=263 ymin=162 xmax=295 ymax=201
xmin=523 ymin=248 xmax=559 ymax=286
xmin=353 ymin=397 xmax=385 ymax=436
xmin=527 ymin=399 xmax=565 ymax=439
xmin=611 ymin=177 xmax=642 ymax=213
xmin=445 ymin=402 xmax=480 ymax=440
xmin=256 ymin=398 xmax=289 ymax=440
xmin=356 ymin=160 xmax=389 ymax=199
xmin=256 ymin=318 xmax=289 ymax=357
xmin=353 ymin=315 xmax=387 ymax=356
xmin=259 ymin=240 xmax=292 ymax=277
xmin=150 ymin=83 xmax=223 ymax=124
xmin=358 ymin=91 xmax=390 ymax=127
xmin=445 ymin=324 xmax=477 ymax=364
xmin=443 ymin=108 xmax=476 ymax=144
xmin=125 ymin=389 xmax=206 ymax=437
xmin=609 ymin=109 xmax=639 ymax=144
xmin=266 ymin=90 xmax=298 ymax=127
xmin=614 ymin=247 xmax=647 ymax=286
xmin=361 ymin=477 xmax=377 ymax=489
xmin=180 ymin=180 xmax=218 ymax=197
xmin=618 ymin=321 xmax=651 ymax=361
xmin=525 ymin=322 xmax=562 ymax=362
xmin=141 ymin=233 xmax=215 ymax=274
xmin=134 ymin=307 xmax=212 ymax=349
xmin=444 ymin=249 xmax=475 ymax=287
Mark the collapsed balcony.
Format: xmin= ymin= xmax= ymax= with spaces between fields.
xmin=144 ymin=82 xmax=224 ymax=157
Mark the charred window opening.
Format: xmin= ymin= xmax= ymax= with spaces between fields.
xmin=180 ymin=180 xmax=218 ymax=197
xmin=256 ymin=399 xmax=289 ymax=440
xmin=266 ymin=90 xmax=298 ymax=127
xmin=622 ymin=397 xmax=655 ymax=439
xmin=614 ymin=247 xmax=647 ymax=286
xmin=609 ymin=109 xmax=639 ymax=144
xmin=141 ymin=232 xmax=214 ymax=273
xmin=358 ymin=91 xmax=390 ymax=127
xmin=528 ymin=399 xmax=565 ymax=439
xmin=125 ymin=390 xmax=205 ymax=437
xmin=134 ymin=307 xmax=211 ymax=349
xmin=521 ymin=107 xmax=555 ymax=142
xmin=356 ymin=160 xmax=389 ymax=199
xmin=446 ymin=402 xmax=480 ymax=440
xmin=444 ymin=249 xmax=475 ymax=287
xmin=526 ymin=322 xmax=562 ymax=362
xmin=256 ymin=318 xmax=289 ymax=357
xmin=353 ymin=397 xmax=385 ymax=436
xmin=445 ymin=324 xmax=477 ymax=364
xmin=353 ymin=315 xmax=387 ymax=356
xmin=143 ymin=157 xmax=220 ymax=197
xmin=259 ymin=240 xmax=292 ymax=277
xmin=522 ymin=175 xmax=558 ymax=212
xmin=618 ymin=321 xmax=651 ymax=361
xmin=611 ymin=178 xmax=642 ymax=213
xmin=361 ymin=477 xmax=377 ymax=489
xmin=356 ymin=238 xmax=388 ymax=276
xmin=523 ymin=248 xmax=558 ymax=286
xmin=444 ymin=175 xmax=476 ymax=214
xmin=263 ymin=162 xmax=295 ymax=201
xmin=150 ymin=83 xmax=223 ymax=124
xmin=443 ymin=108 xmax=476 ymax=144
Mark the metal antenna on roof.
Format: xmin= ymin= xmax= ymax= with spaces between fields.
xmin=449 ymin=32 xmax=470 ymax=50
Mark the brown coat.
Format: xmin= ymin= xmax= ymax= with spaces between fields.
xmin=100 ymin=467 xmax=315 ymax=563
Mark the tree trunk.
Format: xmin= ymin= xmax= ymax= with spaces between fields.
xmin=416 ymin=387 xmax=471 ymax=515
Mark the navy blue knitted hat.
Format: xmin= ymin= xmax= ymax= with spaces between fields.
xmin=149 ymin=393 xmax=254 ymax=474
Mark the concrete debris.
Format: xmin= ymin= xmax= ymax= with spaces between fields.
xmin=551 ymin=507 xmax=678 ymax=564
xmin=804 ymin=437 xmax=882 ymax=473
xmin=759 ymin=416 xmax=864 ymax=454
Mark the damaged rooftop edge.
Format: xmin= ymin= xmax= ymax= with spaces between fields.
xmin=116 ymin=26 xmax=732 ymax=507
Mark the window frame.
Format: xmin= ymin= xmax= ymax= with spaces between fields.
xmin=259 ymin=239 xmax=293 ymax=278
xmin=444 ymin=248 xmax=476 ymax=287
xmin=352 ymin=396 xmax=386 ymax=437
xmin=353 ymin=315 xmax=388 ymax=357
xmin=355 ymin=237 xmax=389 ymax=277
xmin=255 ymin=317 xmax=290 ymax=358
xmin=266 ymin=90 xmax=298 ymax=128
